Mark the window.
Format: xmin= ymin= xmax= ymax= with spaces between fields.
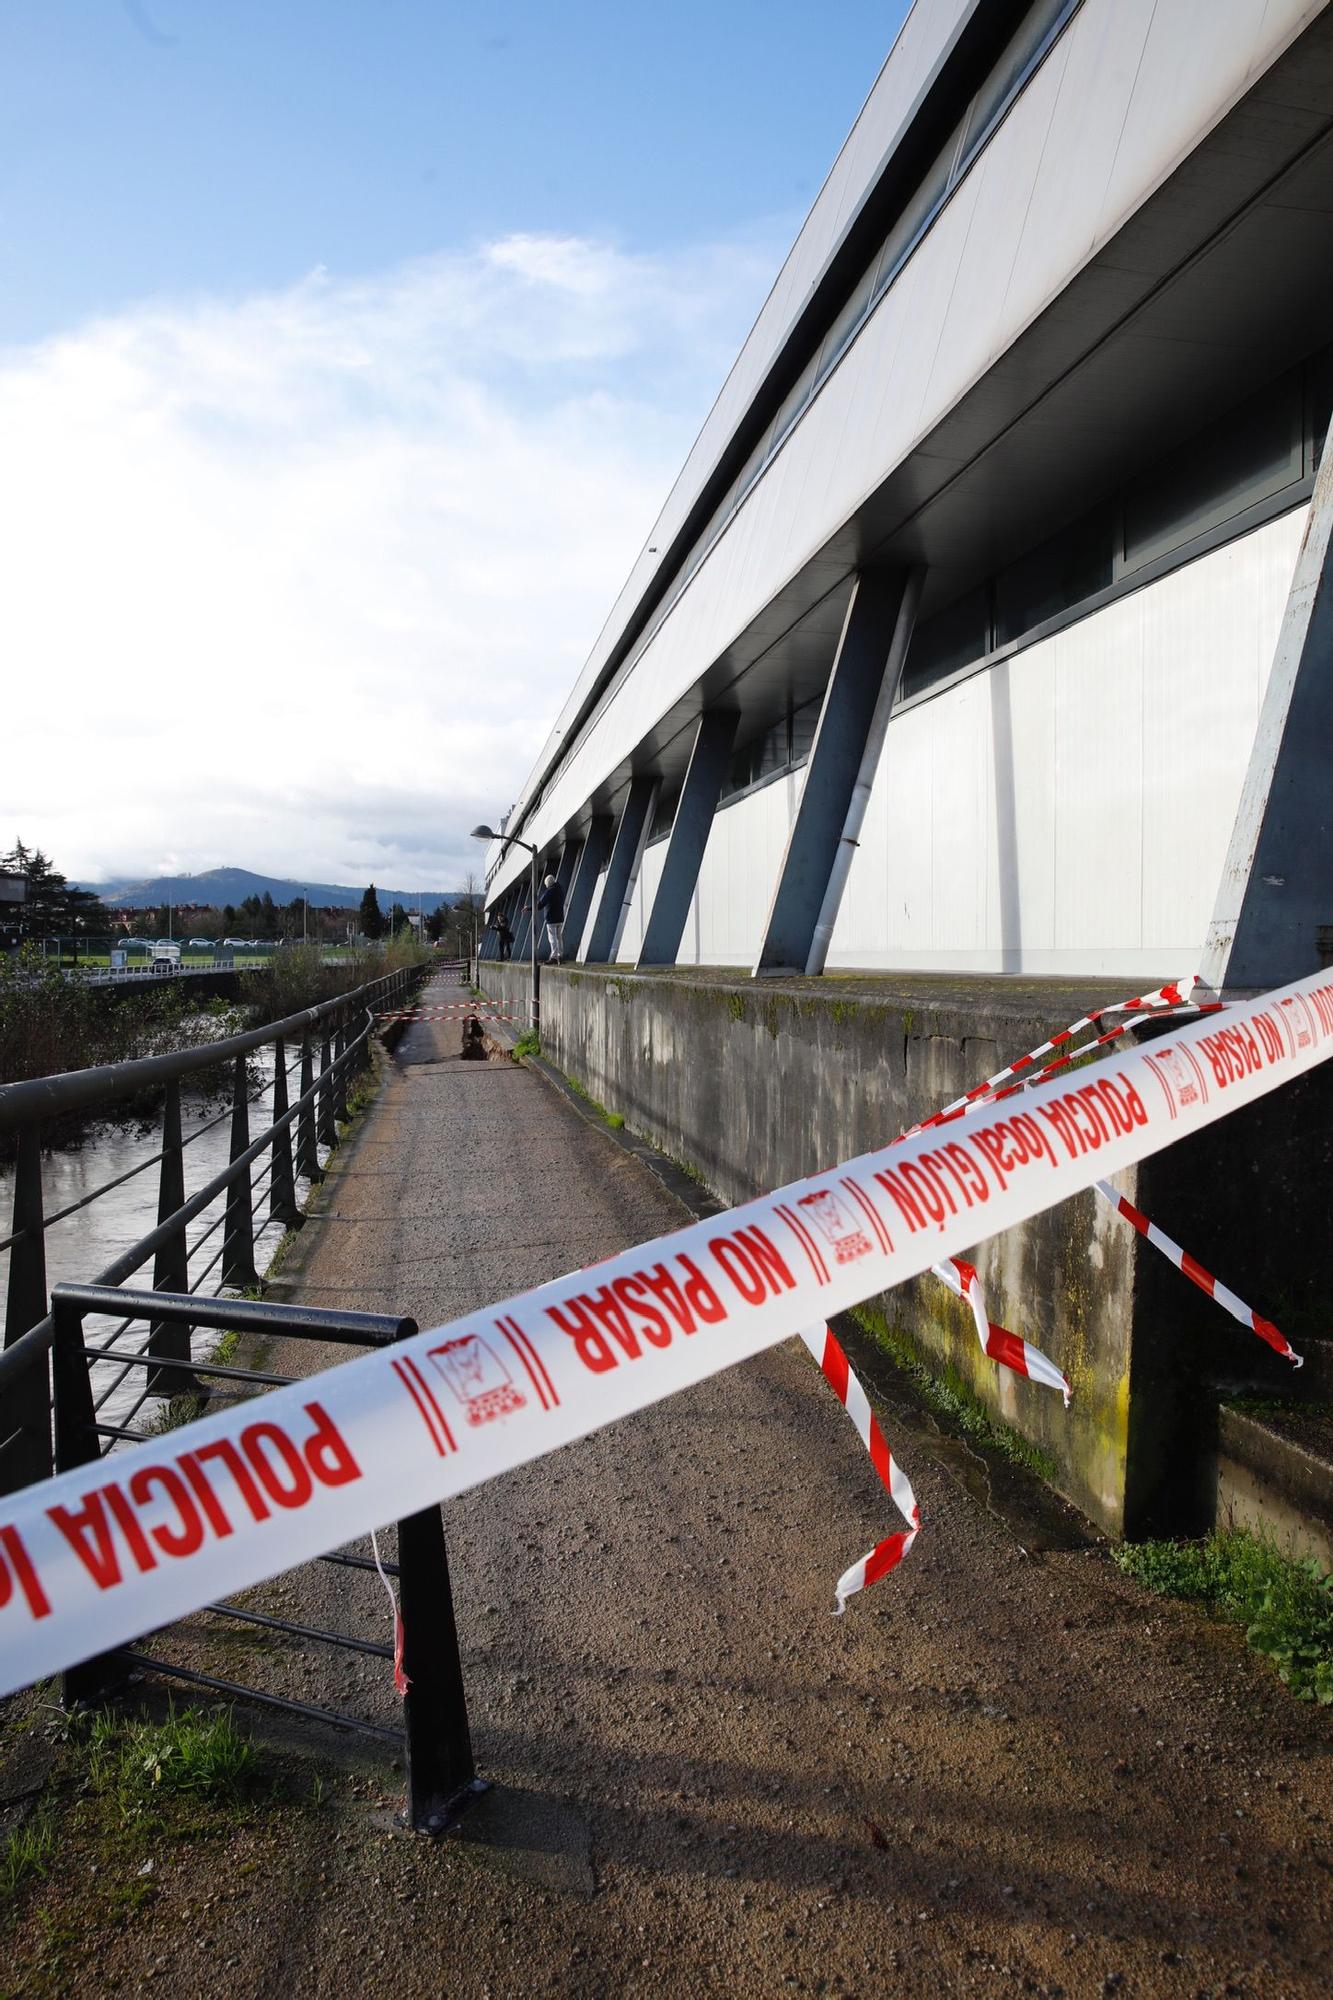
xmin=648 ymin=786 xmax=680 ymax=844
xmin=1121 ymin=374 xmax=1303 ymax=573
xmin=902 ymin=585 xmax=992 ymax=701
xmin=721 ymin=697 xmax=821 ymax=801
xmin=899 ymin=339 xmax=1331 ymax=705
xmin=995 ymin=510 xmax=1110 ymax=648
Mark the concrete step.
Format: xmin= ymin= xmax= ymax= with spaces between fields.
xmin=1214 ymin=1402 xmax=1333 ymax=1571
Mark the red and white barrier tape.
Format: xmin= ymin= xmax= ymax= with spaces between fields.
xmin=800 ymin=1324 xmax=920 ymax=1611
xmin=1092 ymin=1180 xmax=1302 ymax=1366
xmin=378 ymin=1007 xmax=529 ymax=1025
xmin=929 ymin=1257 xmax=1071 ymax=1405
xmin=3 ymin=970 xmax=1331 ymax=1696
xmin=903 ymin=975 xmax=1219 ymax=1138
xmin=931 ymin=986 xmax=1299 ymax=1369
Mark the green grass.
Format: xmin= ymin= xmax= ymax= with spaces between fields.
xmin=0 ymin=1810 xmax=57 ymax=1907
xmin=1114 ymin=1530 xmax=1333 ymax=1704
xmin=564 ymin=1072 xmax=625 ymax=1131
xmin=79 ymin=1705 xmax=258 ymax=1814
xmin=849 ymin=1303 xmax=1059 ymax=1483
xmin=144 ymin=1394 xmax=205 ymax=1436
xmin=512 ymin=1028 xmax=541 ymax=1060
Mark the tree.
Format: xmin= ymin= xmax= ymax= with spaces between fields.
xmin=359 ymin=885 xmax=385 ymax=939
xmin=1 ymin=839 xmax=107 ymax=942
xmin=388 ymin=902 xmax=409 ymax=937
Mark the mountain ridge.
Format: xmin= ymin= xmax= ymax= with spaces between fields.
xmin=76 ymin=866 xmax=464 ymax=914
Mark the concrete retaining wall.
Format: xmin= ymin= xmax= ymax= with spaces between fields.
xmin=481 ymin=961 xmax=1332 ymax=1538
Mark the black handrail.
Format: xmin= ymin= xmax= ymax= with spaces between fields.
xmin=0 ymin=957 xmax=434 ymax=1490
xmin=0 ymin=970 xmax=398 ymax=1131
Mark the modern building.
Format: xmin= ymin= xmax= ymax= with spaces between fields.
xmin=484 ymin=0 xmax=1333 ymax=988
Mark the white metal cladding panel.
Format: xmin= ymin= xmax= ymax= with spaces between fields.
xmin=659 ymin=775 xmax=804 ymax=968
xmin=492 ymin=0 xmax=1320 ymax=905
xmin=575 ymin=866 xmax=611 ymax=965
xmin=820 ymin=507 xmax=1305 ymax=975
xmin=614 ymin=838 xmax=668 ymax=962
xmin=511 ymin=0 xmax=975 ymax=808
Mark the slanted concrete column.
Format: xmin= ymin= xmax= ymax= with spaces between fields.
xmin=511 ymin=885 xmax=533 ymax=963
xmin=753 ymin=568 xmax=917 ymax=977
xmin=1202 ymin=418 xmax=1333 ymax=992
xmin=637 ymin=711 xmax=739 ymax=968
xmin=583 ymin=776 xmax=656 ymax=964
xmin=564 ymin=816 xmax=612 ymax=962
xmin=481 ymin=884 xmax=515 ymax=958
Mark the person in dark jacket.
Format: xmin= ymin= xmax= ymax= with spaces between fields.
xmin=491 ymin=910 xmax=514 ymax=961
xmin=536 ymin=873 xmax=566 ymax=964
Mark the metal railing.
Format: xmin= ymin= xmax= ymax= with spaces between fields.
xmin=0 ymin=961 xmax=425 ymax=1494
xmin=47 ymin=1283 xmax=479 ymax=1835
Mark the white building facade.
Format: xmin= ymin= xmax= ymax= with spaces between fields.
xmin=485 ymin=0 xmax=1333 ymax=984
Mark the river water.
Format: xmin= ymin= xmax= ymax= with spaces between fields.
xmin=0 ymin=1043 xmax=332 ymax=1436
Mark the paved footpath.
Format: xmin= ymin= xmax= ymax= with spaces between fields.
xmin=73 ymin=993 xmax=1333 ymax=1995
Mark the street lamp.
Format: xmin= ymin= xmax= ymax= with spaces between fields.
xmin=471 ymin=824 xmax=539 ymax=1031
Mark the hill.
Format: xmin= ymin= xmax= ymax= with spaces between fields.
xmin=78 ymin=867 xmax=465 ymax=914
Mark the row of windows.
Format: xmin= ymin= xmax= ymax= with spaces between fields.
xmin=523 ymin=0 xmax=1081 ymax=830
xmin=646 ymin=694 xmax=823 ymax=845
xmin=642 ymin=341 xmax=1333 ymax=836
xmin=902 ymin=343 xmax=1333 ymax=701
xmin=628 ymin=0 xmax=1083 ymax=677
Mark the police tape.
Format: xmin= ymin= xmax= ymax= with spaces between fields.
xmin=902 ymin=975 xmax=1219 ymax=1138
xmin=1091 ymin=1180 xmax=1301 ymax=1364
xmin=931 ymin=996 xmax=1301 ymax=1367
xmin=377 ymin=1006 xmax=530 ymax=1025
xmin=801 ymin=1324 xmax=920 ymax=1611
xmin=3 ymin=969 xmax=1332 ymax=1697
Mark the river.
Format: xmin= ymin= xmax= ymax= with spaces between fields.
xmin=0 ymin=1043 xmax=332 ymax=1436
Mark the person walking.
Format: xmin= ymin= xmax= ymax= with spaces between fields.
xmin=492 ymin=910 xmax=514 ymax=961
xmin=536 ymin=873 xmax=566 ymax=964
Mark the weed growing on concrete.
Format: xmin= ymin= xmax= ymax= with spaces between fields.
xmin=0 ymin=1808 xmax=56 ymax=1906
xmin=725 ymin=992 xmax=747 ymax=1022
xmin=565 ymin=1073 xmax=625 ymax=1130
xmin=80 ymin=1705 xmax=258 ymax=1813
xmin=512 ymin=1029 xmax=541 ymax=1061
xmin=1114 ymin=1531 xmax=1333 ymax=1703
xmin=144 ymin=1394 xmax=205 ymax=1436
xmin=849 ymin=1304 xmax=1059 ymax=1483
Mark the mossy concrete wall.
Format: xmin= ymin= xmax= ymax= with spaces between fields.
xmin=480 ymin=962 xmax=1331 ymax=1538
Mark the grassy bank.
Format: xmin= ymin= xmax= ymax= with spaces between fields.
xmin=0 ymin=940 xmax=429 ymax=1142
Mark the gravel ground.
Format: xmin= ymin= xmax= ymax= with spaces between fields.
xmin=10 ymin=988 xmax=1330 ymax=1998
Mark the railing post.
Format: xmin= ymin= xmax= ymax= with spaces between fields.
xmin=332 ymin=1018 xmax=350 ymax=1124
xmin=297 ymin=1032 xmax=322 ymax=1183
xmin=222 ymin=1054 xmax=258 ymax=1291
xmin=148 ymin=1082 xmax=196 ymax=1395
xmin=4 ymin=1125 xmax=47 ymax=1350
xmin=2 ymin=1124 xmax=53 ymax=1492
xmin=269 ymin=1038 xmax=300 ymax=1227
xmin=395 ymin=1320 xmax=480 ymax=1833
xmin=52 ymin=1291 xmax=125 ymax=1705
xmin=317 ymin=1028 xmax=336 ymax=1148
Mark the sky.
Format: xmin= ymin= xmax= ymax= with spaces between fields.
xmin=2 ymin=0 xmax=910 ymax=893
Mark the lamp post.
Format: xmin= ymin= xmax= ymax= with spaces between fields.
xmin=471 ymin=824 xmax=539 ymax=1033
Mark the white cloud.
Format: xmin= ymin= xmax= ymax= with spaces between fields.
xmin=0 ymin=230 xmax=777 ymax=890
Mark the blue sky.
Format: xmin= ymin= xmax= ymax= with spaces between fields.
xmin=3 ymin=0 xmax=911 ymax=886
